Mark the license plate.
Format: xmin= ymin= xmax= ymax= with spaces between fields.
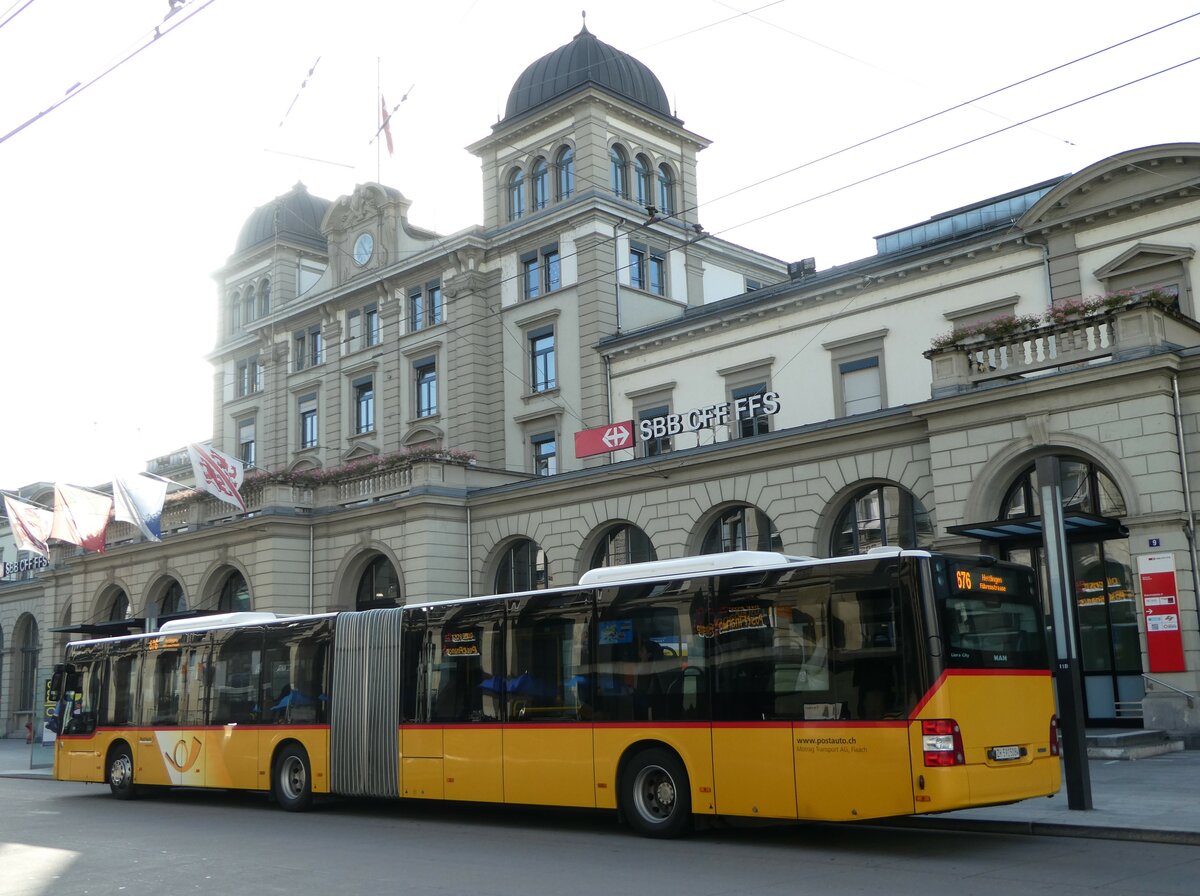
xmin=991 ymin=745 xmax=1021 ymax=761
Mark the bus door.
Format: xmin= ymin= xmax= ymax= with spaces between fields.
xmin=137 ymin=632 xmax=209 ymax=788
xmin=421 ymin=602 xmax=505 ymax=802
xmin=400 ymin=609 xmax=444 ymax=798
xmin=503 ymin=592 xmax=595 ymax=808
xmin=54 ymin=645 xmax=106 ymax=782
xmin=207 ymin=629 xmax=264 ymax=788
xmin=791 ymin=564 xmax=916 ymax=821
xmin=709 ymin=574 xmax=798 ymax=820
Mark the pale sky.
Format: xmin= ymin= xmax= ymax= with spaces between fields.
xmin=3 ymin=0 xmax=1199 ymax=491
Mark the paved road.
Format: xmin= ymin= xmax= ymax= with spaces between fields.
xmin=2 ymin=777 xmax=1199 ymax=896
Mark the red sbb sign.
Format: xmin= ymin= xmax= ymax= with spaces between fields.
xmin=575 ymin=421 xmax=635 ymax=458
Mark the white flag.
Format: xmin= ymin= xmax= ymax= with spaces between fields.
xmin=4 ymin=495 xmax=53 ymax=556
xmin=113 ymin=473 xmax=168 ymax=541
xmin=187 ymin=443 xmax=246 ymax=512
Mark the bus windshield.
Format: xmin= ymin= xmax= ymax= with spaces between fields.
xmin=934 ymin=557 xmax=1049 ymax=670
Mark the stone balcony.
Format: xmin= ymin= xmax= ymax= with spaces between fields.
xmin=926 ymin=300 xmax=1200 ymax=397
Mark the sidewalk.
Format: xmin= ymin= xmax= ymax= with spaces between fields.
xmin=3 ymin=736 xmax=1198 ymax=845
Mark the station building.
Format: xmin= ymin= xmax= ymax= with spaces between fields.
xmin=4 ymin=25 xmax=1200 ymax=739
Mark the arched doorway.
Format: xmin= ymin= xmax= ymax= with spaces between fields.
xmin=588 ymin=524 xmax=655 ymax=570
xmin=699 ymin=505 xmax=781 ymax=554
xmin=830 ymin=484 xmax=934 ymax=555
xmin=494 ymin=539 xmax=547 ymax=594
xmin=952 ymin=457 xmax=1139 ymax=724
xmin=355 ymin=553 xmax=401 ymax=610
xmin=217 ymin=571 xmax=251 ymax=613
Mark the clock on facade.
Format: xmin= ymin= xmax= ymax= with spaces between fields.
xmin=353 ymin=232 xmax=374 ymax=266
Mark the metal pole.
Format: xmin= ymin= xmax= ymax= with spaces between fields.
xmin=1036 ymin=455 xmax=1093 ymax=810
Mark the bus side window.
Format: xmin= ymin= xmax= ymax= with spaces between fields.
xmin=104 ymin=651 xmax=140 ymax=727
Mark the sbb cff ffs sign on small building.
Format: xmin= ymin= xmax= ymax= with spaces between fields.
xmin=574 ymin=392 xmax=782 ymax=458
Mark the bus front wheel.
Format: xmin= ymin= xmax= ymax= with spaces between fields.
xmin=108 ymin=744 xmax=136 ymax=800
xmin=272 ymin=744 xmax=313 ymax=812
xmin=620 ymin=747 xmax=691 ymax=838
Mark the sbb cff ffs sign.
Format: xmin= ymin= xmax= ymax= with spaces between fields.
xmin=640 ymin=391 xmax=781 ymax=442
xmin=575 ymin=421 xmax=635 ymax=459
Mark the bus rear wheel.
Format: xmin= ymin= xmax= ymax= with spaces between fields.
xmin=620 ymin=747 xmax=691 ymax=838
xmin=272 ymin=744 xmax=313 ymax=812
xmin=108 ymin=744 xmax=136 ymax=800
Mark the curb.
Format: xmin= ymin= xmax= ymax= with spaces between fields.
xmin=875 ymin=815 xmax=1200 ymax=847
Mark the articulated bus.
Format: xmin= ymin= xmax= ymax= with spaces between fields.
xmin=50 ymin=549 xmax=1061 ymax=837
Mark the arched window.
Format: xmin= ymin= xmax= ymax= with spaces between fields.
xmin=610 ymin=145 xmax=628 ymax=198
xmin=831 ymin=484 xmax=933 ymax=556
xmin=531 ymin=158 xmax=550 ymax=211
xmin=657 ymin=164 xmax=675 ymax=216
xmin=244 ymin=284 xmax=257 ymax=324
xmin=107 ymin=590 xmax=131 ymax=621
xmin=160 ymin=581 xmax=187 ymax=616
xmin=1000 ymin=458 xmax=1126 ymax=519
xmin=508 ymin=168 xmax=525 ymax=221
xmin=356 ymin=554 xmax=401 ymax=609
xmin=634 ymin=155 xmax=652 ymax=207
xmin=495 ymin=539 xmax=548 ymax=593
xmin=15 ymin=614 xmax=38 ymax=713
xmin=217 ymin=571 xmax=250 ymax=613
xmin=701 ymin=506 xmax=782 ymax=554
xmin=556 ymin=146 xmax=574 ymax=200
xmin=589 ymin=524 xmax=656 ymax=569
xmin=259 ymin=278 xmax=271 ymax=317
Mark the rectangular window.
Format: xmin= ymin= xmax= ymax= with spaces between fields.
xmin=543 ymin=248 xmax=561 ymax=293
xmin=648 ymin=250 xmax=666 ymax=296
xmin=840 ymin=356 xmax=882 ymax=415
xmin=410 ymin=280 xmax=443 ymax=331
xmin=298 ymin=393 xmax=317 ymax=449
xmin=294 ymin=326 xmax=322 ymax=370
xmin=236 ymin=359 xmax=252 ymax=397
xmin=415 ymin=358 xmax=437 ymax=418
xmin=639 ymin=404 xmax=671 ymax=457
xmin=522 ymin=252 xmax=540 ymax=300
xmin=629 ymin=245 xmax=646 ymax=290
xmin=522 ymin=246 xmax=561 ymax=300
xmin=353 ymin=377 xmax=374 ymax=434
xmin=529 ymin=326 xmax=556 ymax=393
xmin=532 ymin=431 xmax=557 ymax=476
xmin=237 ymin=418 xmax=256 ymax=466
xmin=348 ymin=303 xmax=380 ymax=353
xmin=732 ymin=383 xmax=770 ymax=438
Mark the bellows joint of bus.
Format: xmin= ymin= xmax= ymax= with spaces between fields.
xmin=577 ymin=551 xmax=816 ymax=587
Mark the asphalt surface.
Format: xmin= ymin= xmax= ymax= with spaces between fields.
xmin=4 ymin=735 xmax=1198 ymax=845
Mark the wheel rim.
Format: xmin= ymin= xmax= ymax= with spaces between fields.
xmin=111 ymin=753 xmax=132 ymax=790
xmin=632 ymin=763 xmax=676 ymax=825
xmin=279 ymin=755 xmax=307 ymax=801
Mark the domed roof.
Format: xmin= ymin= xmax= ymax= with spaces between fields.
xmin=503 ymin=24 xmax=674 ymax=123
xmin=233 ymin=182 xmax=332 ymax=257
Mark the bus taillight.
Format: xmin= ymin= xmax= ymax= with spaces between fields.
xmin=1050 ymin=715 xmax=1060 ymax=757
xmin=922 ymin=719 xmax=965 ymax=767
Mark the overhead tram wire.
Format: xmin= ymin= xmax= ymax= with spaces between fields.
xmin=0 ymin=0 xmax=218 ymax=147
xmin=0 ymin=0 xmax=36 ymax=33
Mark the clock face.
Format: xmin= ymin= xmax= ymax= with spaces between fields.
xmin=353 ymin=232 xmax=374 ymax=266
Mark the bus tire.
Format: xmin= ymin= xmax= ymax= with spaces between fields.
xmin=272 ymin=744 xmax=313 ymax=812
xmin=620 ymin=747 xmax=691 ymax=839
xmin=108 ymin=744 xmax=137 ymax=800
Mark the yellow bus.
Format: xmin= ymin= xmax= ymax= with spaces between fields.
xmin=50 ymin=549 xmax=1060 ymax=837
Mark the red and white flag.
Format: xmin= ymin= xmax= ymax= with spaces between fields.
xmin=49 ymin=483 xmax=113 ymax=553
xmin=187 ymin=443 xmax=246 ymax=512
xmin=381 ymin=95 xmax=394 ymax=156
xmin=4 ymin=495 xmax=53 ymax=557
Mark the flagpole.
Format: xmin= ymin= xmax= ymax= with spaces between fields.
xmin=376 ymin=57 xmax=381 ymax=183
